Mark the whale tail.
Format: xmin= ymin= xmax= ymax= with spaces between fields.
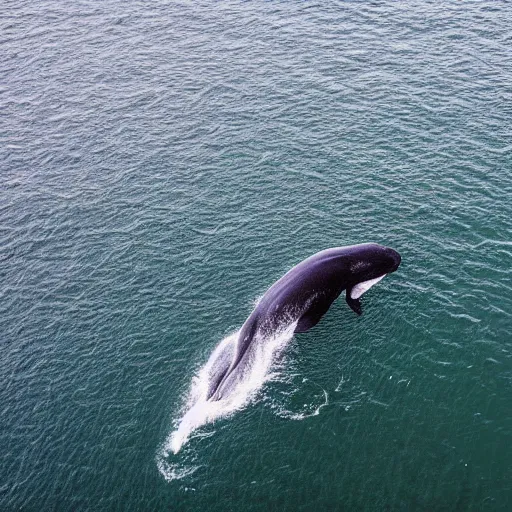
xmin=207 ymin=324 xmax=257 ymax=401
xmin=206 ymin=369 xmax=229 ymax=401
xmin=163 ymin=322 xmax=297 ymax=455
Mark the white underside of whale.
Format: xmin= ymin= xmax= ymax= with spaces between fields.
xmin=350 ymin=274 xmax=386 ymax=299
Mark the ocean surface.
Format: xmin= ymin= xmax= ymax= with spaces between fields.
xmin=2 ymin=1 xmax=512 ymax=510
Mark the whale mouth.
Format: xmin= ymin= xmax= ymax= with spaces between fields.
xmin=350 ymin=274 xmax=386 ymax=299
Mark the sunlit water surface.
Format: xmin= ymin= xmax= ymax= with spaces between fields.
xmin=2 ymin=1 xmax=512 ymax=510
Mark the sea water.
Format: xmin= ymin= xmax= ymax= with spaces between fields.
xmin=2 ymin=1 xmax=512 ymax=510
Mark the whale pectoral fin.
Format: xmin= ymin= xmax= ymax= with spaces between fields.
xmin=346 ymin=288 xmax=362 ymax=316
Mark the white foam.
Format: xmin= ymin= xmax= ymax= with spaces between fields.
xmin=160 ymin=320 xmax=298 ymax=464
xmin=156 ymin=458 xmax=200 ymax=483
xmin=279 ymin=388 xmax=329 ymax=421
xmin=268 ymin=375 xmax=330 ymax=421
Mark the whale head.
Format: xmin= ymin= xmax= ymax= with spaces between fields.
xmin=342 ymin=243 xmax=401 ymax=314
xmin=346 ymin=243 xmax=400 ymax=278
xmin=365 ymin=243 xmax=401 ymax=275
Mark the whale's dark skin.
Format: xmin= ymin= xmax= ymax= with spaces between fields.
xmin=208 ymin=243 xmax=401 ymax=401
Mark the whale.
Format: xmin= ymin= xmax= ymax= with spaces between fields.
xmin=208 ymin=243 xmax=401 ymax=401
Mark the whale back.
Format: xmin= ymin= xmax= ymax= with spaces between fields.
xmin=209 ymin=243 xmax=401 ymax=401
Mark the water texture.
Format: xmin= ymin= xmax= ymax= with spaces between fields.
xmin=2 ymin=1 xmax=511 ymax=510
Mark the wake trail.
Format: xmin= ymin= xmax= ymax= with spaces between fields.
xmin=158 ymin=320 xmax=298 ymax=475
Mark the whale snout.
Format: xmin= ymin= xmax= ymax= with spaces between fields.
xmin=387 ymin=248 xmax=401 ymax=272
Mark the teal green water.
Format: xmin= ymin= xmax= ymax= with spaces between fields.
xmin=2 ymin=1 xmax=512 ymax=510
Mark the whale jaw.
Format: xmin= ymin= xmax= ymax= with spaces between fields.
xmin=350 ymin=274 xmax=386 ymax=299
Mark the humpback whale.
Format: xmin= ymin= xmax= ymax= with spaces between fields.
xmin=208 ymin=243 xmax=401 ymax=401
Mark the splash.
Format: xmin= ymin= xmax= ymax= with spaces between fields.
xmin=268 ymin=375 xmax=330 ymax=421
xmin=156 ymin=458 xmax=200 ymax=483
xmin=160 ymin=320 xmax=298 ymax=463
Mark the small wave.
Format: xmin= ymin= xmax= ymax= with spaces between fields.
xmin=269 ymin=377 xmax=330 ymax=421
xmin=156 ymin=458 xmax=200 ymax=483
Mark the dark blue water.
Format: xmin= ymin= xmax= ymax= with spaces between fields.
xmin=2 ymin=1 xmax=511 ymax=510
